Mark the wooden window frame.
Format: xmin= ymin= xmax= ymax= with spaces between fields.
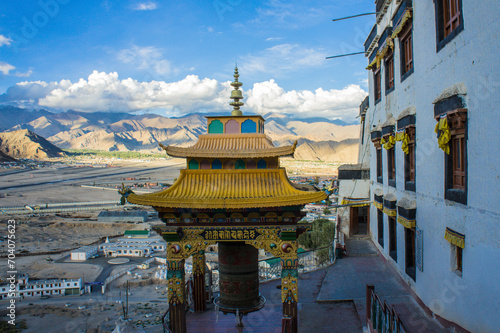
xmin=404 ymin=126 xmax=416 ymax=191
xmin=451 ymin=129 xmax=466 ymax=190
xmin=387 ymin=146 xmax=396 ymax=188
xmin=443 ymin=0 xmax=461 ymax=38
xmin=400 ymin=20 xmax=413 ymax=79
xmin=435 ymin=0 xmax=464 ymax=51
xmin=443 ymin=109 xmax=467 ymax=205
xmin=373 ymin=68 xmax=382 ymax=102
xmin=385 ymin=51 xmax=394 ymax=93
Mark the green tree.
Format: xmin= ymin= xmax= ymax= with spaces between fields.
xmin=298 ymin=218 xmax=335 ymax=264
xmin=298 ymin=218 xmax=335 ymax=249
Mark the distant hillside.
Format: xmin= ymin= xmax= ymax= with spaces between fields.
xmin=293 ymin=139 xmax=359 ymax=163
xmin=0 ymin=150 xmax=16 ymax=162
xmin=0 ymin=106 xmax=360 ymax=161
xmin=0 ymin=129 xmax=64 ymax=159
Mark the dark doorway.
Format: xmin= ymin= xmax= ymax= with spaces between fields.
xmin=350 ymin=206 xmax=369 ymax=236
xmin=377 ymin=209 xmax=384 ymax=247
xmin=389 ymin=217 xmax=397 ymax=262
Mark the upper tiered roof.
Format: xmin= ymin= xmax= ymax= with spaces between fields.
xmin=161 ymin=133 xmax=297 ymax=158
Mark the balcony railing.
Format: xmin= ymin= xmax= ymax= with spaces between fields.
xmin=360 ymin=96 xmax=369 ymax=116
xmin=364 ymin=24 xmax=379 ymax=54
xmin=366 ymin=285 xmax=410 ymax=333
xmin=376 ymin=0 xmax=393 ymax=23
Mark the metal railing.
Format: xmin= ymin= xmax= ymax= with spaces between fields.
xmin=366 ymin=285 xmax=410 ymax=333
xmin=259 ymin=242 xmax=336 ymax=282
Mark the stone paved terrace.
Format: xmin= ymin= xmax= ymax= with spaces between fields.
xmin=145 ymin=237 xmax=452 ymax=333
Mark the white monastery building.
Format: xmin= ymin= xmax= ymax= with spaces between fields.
xmin=99 ymin=234 xmax=166 ymax=258
xmin=360 ymin=1 xmax=500 ymax=332
xmin=0 ymin=274 xmax=83 ymax=299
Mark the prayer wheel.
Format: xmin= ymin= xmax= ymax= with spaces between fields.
xmin=218 ymin=242 xmax=260 ymax=309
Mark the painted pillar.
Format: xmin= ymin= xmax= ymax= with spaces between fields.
xmin=192 ymin=251 xmax=206 ymax=312
xmin=281 ymin=253 xmax=299 ymax=333
xmin=166 ymin=258 xmax=186 ymax=333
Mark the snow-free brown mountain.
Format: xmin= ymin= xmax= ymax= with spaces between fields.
xmin=0 ymin=106 xmax=360 ymax=162
xmin=0 ymin=129 xmax=64 ymax=159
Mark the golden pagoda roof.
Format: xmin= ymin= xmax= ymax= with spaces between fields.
xmin=162 ymin=133 xmax=297 ymax=158
xmin=127 ymin=168 xmax=326 ymax=209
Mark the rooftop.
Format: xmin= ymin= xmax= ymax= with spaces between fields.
xmin=127 ymin=168 xmax=326 ymax=209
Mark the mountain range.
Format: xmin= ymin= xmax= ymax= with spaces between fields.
xmin=0 ymin=106 xmax=360 ymax=162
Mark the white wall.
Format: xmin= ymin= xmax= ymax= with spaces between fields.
xmin=338 ymin=179 xmax=370 ymax=199
xmin=366 ymin=1 xmax=500 ymax=332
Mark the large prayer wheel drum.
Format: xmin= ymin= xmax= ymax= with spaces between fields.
xmin=218 ymin=242 xmax=260 ymax=309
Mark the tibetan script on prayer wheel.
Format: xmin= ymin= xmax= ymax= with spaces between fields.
xmin=201 ymin=228 xmax=260 ymax=241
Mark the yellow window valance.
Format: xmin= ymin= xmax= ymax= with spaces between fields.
xmin=341 ymin=198 xmax=370 ymax=208
xmin=383 ymin=206 xmax=397 ymax=217
xmin=382 ymin=135 xmax=395 ymax=150
xmin=366 ymin=53 xmax=381 ymax=70
xmin=373 ymin=201 xmax=383 ymax=210
xmin=391 ymin=10 xmax=412 ymax=39
xmin=378 ymin=38 xmax=394 ymax=59
xmin=444 ymin=227 xmax=465 ymax=249
xmin=434 ymin=116 xmax=450 ymax=154
xmin=395 ymin=129 xmax=410 ymax=154
xmin=397 ymin=216 xmax=415 ymax=229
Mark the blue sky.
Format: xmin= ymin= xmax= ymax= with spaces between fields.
xmin=0 ymin=0 xmax=374 ymax=121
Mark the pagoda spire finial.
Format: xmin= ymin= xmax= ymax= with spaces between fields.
xmin=230 ymin=66 xmax=244 ymax=116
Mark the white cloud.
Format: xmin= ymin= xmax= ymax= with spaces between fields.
xmin=0 ymin=61 xmax=15 ymax=75
xmin=265 ymin=37 xmax=283 ymax=42
xmin=360 ymin=78 xmax=368 ymax=89
xmin=246 ymin=79 xmax=367 ymax=120
xmin=34 ymin=71 xmax=225 ymax=113
xmin=0 ymin=71 xmax=367 ymax=121
xmin=133 ymin=2 xmax=157 ymax=10
xmin=240 ymin=44 xmax=326 ymax=75
xmin=0 ymin=79 xmax=71 ymax=104
xmin=0 ymin=35 xmax=12 ymax=47
xmin=15 ymin=69 xmax=33 ymax=78
xmin=117 ymin=45 xmax=172 ymax=77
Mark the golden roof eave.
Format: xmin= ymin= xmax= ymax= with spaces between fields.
xmin=127 ymin=168 xmax=327 ymax=209
xmin=161 ymin=133 xmax=297 ymax=158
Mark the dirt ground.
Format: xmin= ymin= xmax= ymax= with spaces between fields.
xmin=0 ymin=283 xmax=170 ymax=333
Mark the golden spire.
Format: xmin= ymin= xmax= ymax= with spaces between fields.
xmin=230 ymin=66 xmax=244 ymax=116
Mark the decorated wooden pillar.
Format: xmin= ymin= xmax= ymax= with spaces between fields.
xmin=192 ymin=251 xmax=206 ymax=311
xmin=166 ymin=257 xmax=186 ymax=333
xmin=281 ymin=252 xmax=299 ymax=333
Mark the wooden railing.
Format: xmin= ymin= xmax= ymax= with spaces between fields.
xmin=366 ymin=285 xmax=410 ymax=333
